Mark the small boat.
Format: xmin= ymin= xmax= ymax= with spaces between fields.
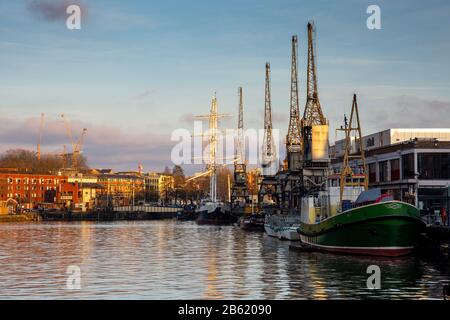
xmin=175 ymin=204 xmax=198 ymax=221
xmin=264 ymin=211 xmax=301 ymax=240
xmin=196 ymin=201 xmax=238 ymax=225
xmin=239 ymin=214 xmax=265 ymax=231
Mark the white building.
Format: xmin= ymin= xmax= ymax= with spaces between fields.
xmin=331 ymin=128 xmax=450 ymax=216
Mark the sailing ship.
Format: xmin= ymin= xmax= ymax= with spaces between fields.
xmin=189 ymin=94 xmax=238 ymax=225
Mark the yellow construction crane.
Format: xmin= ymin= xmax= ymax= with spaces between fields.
xmin=339 ymin=94 xmax=368 ymax=206
xmin=60 ymin=114 xmax=87 ymax=169
xmin=61 ymin=145 xmax=67 ymax=168
xmin=37 ymin=113 xmax=44 ymax=161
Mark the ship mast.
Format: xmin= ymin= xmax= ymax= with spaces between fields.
xmin=187 ymin=93 xmax=230 ymax=203
xmin=236 ymin=87 xmax=244 ymax=165
xmin=209 ymin=94 xmax=218 ymax=202
xmin=339 ymin=94 xmax=368 ymax=207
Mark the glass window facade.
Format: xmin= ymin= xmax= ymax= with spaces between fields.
xmin=368 ymin=163 xmax=376 ymax=183
xmin=418 ymin=153 xmax=450 ymax=180
xmin=379 ymin=161 xmax=389 ymax=182
xmin=390 ymin=159 xmax=400 ymax=181
xmin=402 ymin=153 xmax=415 ymax=179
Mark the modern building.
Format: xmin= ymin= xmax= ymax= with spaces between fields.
xmin=331 ymin=129 xmax=450 ymax=214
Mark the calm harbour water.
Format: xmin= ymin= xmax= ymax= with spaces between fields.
xmin=0 ymin=220 xmax=448 ymax=300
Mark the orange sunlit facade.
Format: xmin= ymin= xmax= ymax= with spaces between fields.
xmin=0 ymin=173 xmax=66 ymax=209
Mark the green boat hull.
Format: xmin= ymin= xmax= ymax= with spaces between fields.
xmin=298 ymin=201 xmax=425 ymax=257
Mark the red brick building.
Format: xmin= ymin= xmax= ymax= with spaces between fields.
xmin=0 ymin=173 xmax=67 ymax=209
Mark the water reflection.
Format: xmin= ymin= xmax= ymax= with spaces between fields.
xmin=0 ymin=221 xmax=447 ymax=299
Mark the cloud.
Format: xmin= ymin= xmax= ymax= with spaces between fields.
xmin=0 ymin=116 xmax=174 ymax=172
xmin=26 ymin=0 xmax=87 ymax=22
xmin=258 ymin=106 xmax=286 ymax=128
xmin=371 ymin=95 xmax=450 ymax=130
xmin=133 ymin=89 xmax=156 ymax=100
xmin=180 ymin=113 xmax=196 ymax=124
xmin=272 ymin=111 xmax=287 ymax=124
xmin=321 ymin=57 xmax=413 ymax=66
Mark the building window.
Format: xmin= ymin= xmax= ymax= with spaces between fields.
xmin=379 ymin=161 xmax=389 ymax=182
xmin=418 ymin=153 xmax=450 ymax=180
xmin=368 ymin=163 xmax=376 ymax=183
xmin=390 ymin=159 xmax=400 ymax=181
xmin=402 ymin=153 xmax=415 ymax=179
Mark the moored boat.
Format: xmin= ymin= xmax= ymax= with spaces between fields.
xmin=298 ymin=199 xmax=425 ymax=256
xmin=296 ymin=94 xmax=425 ymax=256
xmin=239 ymin=213 xmax=265 ymax=231
xmin=265 ymin=212 xmax=301 ymax=240
xmin=196 ymin=201 xmax=238 ymax=225
xmin=175 ymin=204 xmax=198 ymax=221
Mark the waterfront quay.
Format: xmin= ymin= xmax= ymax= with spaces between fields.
xmin=39 ymin=205 xmax=180 ymax=221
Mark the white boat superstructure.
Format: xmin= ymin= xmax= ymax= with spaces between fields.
xmin=264 ymin=214 xmax=301 ymax=240
xmin=195 ymin=200 xmax=224 ymax=214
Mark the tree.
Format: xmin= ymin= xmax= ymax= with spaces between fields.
xmin=172 ymin=165 xmax=185 ymax=188
xmin=172 ymin=165 xmax=185 ymax=205
xmin=216 ymin=166 xmax=233 ymax=202
xmin=0 ymin=149 xmax=89 ymax=174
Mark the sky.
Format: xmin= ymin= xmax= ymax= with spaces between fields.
xmin=0 ymin=0 xmax=449 ymax=174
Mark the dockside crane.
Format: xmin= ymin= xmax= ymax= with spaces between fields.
xmin=231 ymin=86 xmax=249 ymax=206
xmin=258 ymin=62 xmax=279 ymax=205
xmin=261 ymin=62 xmax=278 ymax=176
xmin=302 ymin=22 xmax=326 ymax=128
xmin=299 ymin=21 xmax=330 ymax=194
xmin=281 ymin=35 xmax=304 ymax=210
xmin=286 ymin=35 xmax=302 ymax=171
